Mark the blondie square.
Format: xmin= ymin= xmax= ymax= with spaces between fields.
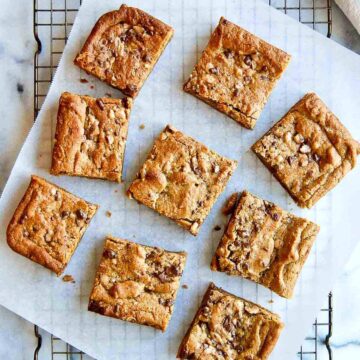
xmin=211 ymin=191 xmax=320 ymax=298
xmin=74 ymin=4 xmax=174 ymax=97
xmin=88 ymin=236 xmax=187 ymax=331
xmin=177 ymin=283 xmax=283 ymax=359
xmin=51 ymin=92 xmax=132 ymax=182
xmin=252 ymin=93 xmax=360 ymax=208
xmin=7 ymin=175 xmax=98 ymax=275
xmin=127 ymin=125 xmax=237 ymax=235
xmin=184 ymin=17 xmax=291 ymax=129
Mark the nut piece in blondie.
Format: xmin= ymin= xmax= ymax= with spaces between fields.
xmin=51 ymin=92 xmax=132 ymax=183
xmin=211 ymin=191 xmax=320 ymax=298
xmin=184 ymin=17 xmax=291 ymax=129
xmin=127 ymin=125 xmax=237 ymax=235
xmin=6 ymin=175 xmax=98 ymax=275
xmin=177 ymin=283 xmax=283 ymax=359
xmin=252 ymin=93 xmax=360 ymax=208
xmin=88 ymin=236 xmax=186 ymax=331
xmin=74 ymin=4 xmax=174 ymax=97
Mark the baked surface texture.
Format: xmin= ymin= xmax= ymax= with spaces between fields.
xmin=177 ymin=283 xmax=283 ymax=359
xmin=127 ymin=125 xmax=237 ymax=235
xmin=6 ymin=175 xmax=98 ymax=275
xmin=74 ymin=4 xmax=174 ymax=97
xmin=51 ymin=92 xmax=132 ymax=182
xmin=211 ymin=191 xmax=320 ymax=298
xmin=252 ymin=93 xmax=360 ymax=208
xmin=183 ymin=17 xmax=291 ymax=129
xmin=88 ymin=236 xmax=186 ymax=331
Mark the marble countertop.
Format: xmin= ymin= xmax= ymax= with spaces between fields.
xmin=0 ymin=1 xmax=359 ymax=359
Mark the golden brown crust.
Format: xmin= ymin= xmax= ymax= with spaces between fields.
xmin=211 ymin=191 xmax=320 ymax=298
xmin=252 ymin=93 xmax=360 ymax=208
xmin=184 ymin=17 xmax=291 ymax=129
xmin=222 ymin=192 xmax=240 ymax=216
xmin=6 ymin=175 xmax=98 ymax=275
xmin=74 ymin=4 xmax=174 ymax=97
xmin=51 ymin=92 xmax=132 ymax=182
xmin=177 ymin=283 xmax=284 ymax=359
xmin=88 ymin=236 xmax=186 ymax=331
xmin=127 ymin=125 xmax=237 ymax=235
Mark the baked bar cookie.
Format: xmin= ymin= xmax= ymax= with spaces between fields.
xmin=74 ymin=4 xmax=174 ymax=97
xmin=127 ymin=125 xmax=237 ymax=235
xmin=6 ymin=175 xmax=98 ymax=275
xmin=184 ymin=17 xmax=291 ymax=129
xmin=51 ymin=92 xmax=132 ymax=183
xmin=211 ymin=191 xmax=320 ymax=298
xmin=177 ymin=283 xmax=283 ymax=359
xmin=88 ymin=236 xmax=186 ymax=331
xmin=252 ymin=93 xmax=360 ymax=208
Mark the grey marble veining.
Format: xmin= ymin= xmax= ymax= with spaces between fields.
xmin=0 ymin=1 xmax=359 ymax=359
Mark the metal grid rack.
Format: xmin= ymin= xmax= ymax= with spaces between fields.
xmin=32 ymin=0 xmax=333 ymax=359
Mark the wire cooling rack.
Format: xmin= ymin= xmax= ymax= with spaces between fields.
xmin=32 ymin=0 xmax=333 ymax=359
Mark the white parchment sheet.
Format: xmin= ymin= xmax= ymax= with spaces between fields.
xmin=0 ymin=0 xmax=359 ymax=359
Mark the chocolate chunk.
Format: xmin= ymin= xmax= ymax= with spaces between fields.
xmin=143 ymin=54 xmax=152 ymax=63
xmin=213 ymin=225 xmax=222 ymax=231
xmin=166 ymin=264 xmax=180 ymax=276
xmin=88 ymin=300 xmax=106 ymax=314
xmin=243 ymin=55 xmax=252 ymax=66
xmin=233 ymin=88 xmax=241 ymax=98
xmin=103 ymin=249 xmax=117 ymax=259
xmin=223 ymin=316 xmax=232 ymax=332
xmin=272 ymin=213 xmax=279 ymax=221
xmin=96 ymin=99 xmax=105 ymax=110
xmin=80 ymin=78 xmax=89 ymax=83
xmin=287 ymin=155 xmax=296 ymax=165
xmin=122 ymin=97 xmax=131 ymax=109
xmin=262 ymin=65 xmax=268 ymax=72
xmin=146 ymin=27 xmax=155 ymax=36
xmin=156 ymin=265 xmax=181 ymax=283
xmin=312 ymin=153 xmax=320 ymax=162
xmin=223 ymin=49 xmax=233 ymax=59
xmin=76 ymin=209 xmax=87 ymax=220
xmin=61 ymin=210 xmax=70 ymax=218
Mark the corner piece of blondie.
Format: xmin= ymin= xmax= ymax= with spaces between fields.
xmin=74 ymin=4 xmax=174 ymax=97
xmin=7 ymin=175 xmax=98 ymax=275
xmin=88 ymin=236 xmax=187 ymax=331
xmin=252 ymin=93 xmax=360 ymax=208
xmin=211 ymin=191 xmax=320 ymax=298
xmin=51 ymin=92 xmax=132 ymax=182
xmin=177 ymin=283 xmax=283 ymax=359
xmin=184 ymin=17 xmax=291 ymax=129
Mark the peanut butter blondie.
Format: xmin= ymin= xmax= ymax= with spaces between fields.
xmin=252 ymin=93 xmax=360 ymax=208
xmin=7 ymin=175 xmax=98 ymax=275
xmin=51 ymin=92 xmax=132 ymax=182
xmin=88 ymin=236 xmax=186 ymax=331
xmin=177 ymin=283 xmax=283 ymax=359
xmin=127 ymin=125 xmax=237 ymax=235
xmin=211 ymin=191 xmax=320 ymax=298
xmin=74 ymin=4 xmax=174 ymax=97
xmin=184 ymin=17 xmax=291 ymax=129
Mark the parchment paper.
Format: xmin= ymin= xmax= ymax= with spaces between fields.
xmin=0 ymin=0 xmax=359 ymax=359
